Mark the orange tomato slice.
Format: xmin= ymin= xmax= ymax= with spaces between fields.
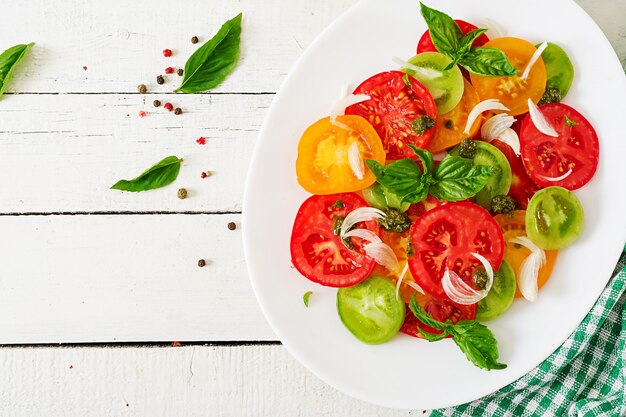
xmin=296 ymin=115 xmax=386 ymax=195
xmin=426 ymin=78 xmax=481 ymax=153
xmin=470 ymin=38 xmax=547 ymax=116
xmin=495 ymin=210 xmax=558 ymax=298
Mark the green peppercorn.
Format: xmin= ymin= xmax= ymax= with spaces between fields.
xmin=137 ymin=84 xmax=147 ymax=94
xmin=177 ymin=188 xmax=188 ymax=199
xmin=444 ymin=119 xmax=454 ymax=130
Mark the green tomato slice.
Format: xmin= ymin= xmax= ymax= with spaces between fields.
xmin=403 ymin=52 xmax=464 ymax=114
xmin=361 ymin=184 xmax=410 ymax=212
xmin=337 ymin=276 xmax=405 ymax=344
xmin=539 ymin=42 xmax=574 ymax=99
xmin=526 ymin=186 xmax=584 ymax=250
xmin=450 ymin=141 xmax=512 ymax=210
xmin=476 ymin=260 xmax=516 ymax=322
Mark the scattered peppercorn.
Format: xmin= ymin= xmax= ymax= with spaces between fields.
xmin=411 ymin=115 xmax=436 ymax=135
xmin=171 ymin=341 xmax=182 ymax=347
xmin=196 ymin=137 xmax=207 ymax=145
xmin=177 ymin=188 xmax=188 ymax=199
xmin=165 ymin=66 xmax=175 ymax=74
xmin=163 ymin=49 xmax=173 ymax=57
xmin=137 ymin=84 xmax=147 ymax=93
xmin=164 ymin=102 xmax=174 ymax=112
xmin=174 ymin=107 xmax=183 ymax=115
xmin=491 ymin=195 xmax=517 ymax=215
xmin=456 ymin=138 xmax=477 ymax=159
xmin=200 ymin=171 xmax=208 ymax=178
xmin=191 ymin=36 xmax=199 ymax=44
xmin=538 ymin=87 xmax=562 ymax=106
xmin=378 ymin=208 xmax=412 ymax=233
xmin=177 ymin=68 xmax=184 ymax=76
xmin=204 ymin=170 xmax=212 ymax=177
xmin=156 ymin=75 xmax=165 ymax=85
xmin=227 ymin=222 xmax=237 ymax=231
xmin=473 ymin=268 xmax=489 ymax=290
xmin=138 ymin=110 xmax=147 ymax=118
xmin=197 ymin=259 xmax=206 ymax=268
xmin=444 ymin=119 xmax=454 ymax=130
xmin=153 ymin=99 xmax=161 ymax=107
xmin=82 ymin=66 xmax=88 ymax=71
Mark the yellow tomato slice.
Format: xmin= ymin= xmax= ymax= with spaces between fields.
xmin=296 ymin=115 xmax=386 ymax=195
xmin=495 ymin=210 xmax=558 ymax=298
xmin=470 ymin=38 xmax=547 ymax=116
xmin=427 ymin=78 xmax=481 ymax=153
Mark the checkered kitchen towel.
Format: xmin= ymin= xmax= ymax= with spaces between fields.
xmin=432 ymin=248 xmax=626 ymax=417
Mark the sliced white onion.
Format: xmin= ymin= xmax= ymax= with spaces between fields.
xmin=395 ymin=262 xmax=410 ymax=300
xmin=464 ymin=99 xmax=510 ymax=134
xmin=498 ymin=128 xmax=521 ymax=156
xmin=329 ymin=118 xmax=352 ymax=132
xmin=528 ymin=99 xmax=558 ymax=137
xmin=441 ymin=268 xmax=488 ymax=305
xmin=508 ymin=236 xmax=547 ymax=302
xmin=521 ymin=41 xmax=548 ymax=81
xmin=348 ymin=141 xmax=365 ymax=180
xmin=393 ymin=57 xmax=443 ymax=79
xmin=539 ymin=169 xmax=573 ymax=182
xmin=342 ymin=228 xmax=381 ymax=244
xmin=363 ymin=242 xmax=399 ymax=272
xmin=329 ymin=93 xmax=371 ymax=131
xmin=481 ymin=114 xmax=516 ymax=141
xmin=432 ymin=151 xmax=448 ymax=161
xmin=339 ymin=207 xmax=386 ymax=238
xmin=471 ymin=253 xmax=494 ymax=291
xmin=405 ymin=280 xmax=426 ymax=295
xmin=480 ymin=18 xmax=506 ymax=39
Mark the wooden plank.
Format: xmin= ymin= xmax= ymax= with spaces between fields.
xmin=1 ymin=0 xmax=359 ymax=94
xmin=0 ymin=345 xmax=429 ymax=416
xmin=0 ymin=214 xmax=276 ymax=343
xmin=0 ymin=94 xmax=270 ymax=213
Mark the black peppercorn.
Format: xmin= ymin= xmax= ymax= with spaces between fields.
xmin=137 ymin=84 xmax=147 ymax=94
xmin=191 ymin=36 xmax=199 ymax=44
xmin=227 ymin=222 xmax=237 ymax=231
xmin=156 ymin=75 xmax=165 ymax=85
xmin=153 ymin=100 xmax=161 ymax=107
xmin=197 ymin=259 xmax=206 ymax=268
xmin=174 ymin=107 xmax=182 ymax=115
xmin=177 ymin=68 xmax=184 ymax=76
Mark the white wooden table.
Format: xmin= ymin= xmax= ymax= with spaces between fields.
xmin=0 ymin=0 xmax=624 ymax=415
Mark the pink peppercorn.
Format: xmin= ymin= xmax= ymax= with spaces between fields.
xmin=164 ymin=102 xmax=174 ymax=112
xmin=138 ymin=110 xmax=147 ymax=118
xmin=163 ymin=49 xmax=173 ymax=57
xmin=201 ymin=172 xmax=207 ymax=179
xmin=196 ymin=137 xmax=206 ymax=145
xmin=165 ymin=67 xmax=175 ymax=74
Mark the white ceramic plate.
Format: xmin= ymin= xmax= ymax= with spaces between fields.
xmin=243 ymin=0 xmax=626 ymax=409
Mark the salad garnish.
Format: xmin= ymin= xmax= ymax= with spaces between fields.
xmin=527 ymin=99 xmax=559 ymax=137
xmin=0 ymin=43 xmax=34 ymax=98
xmin=508 ymin=237 xmax=546 ymax=302
xmin=464 ymin=99 xmax=509 ymax=134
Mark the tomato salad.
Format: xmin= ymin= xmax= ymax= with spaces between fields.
xmin=290 ymin=3 xmax=598 ymax=370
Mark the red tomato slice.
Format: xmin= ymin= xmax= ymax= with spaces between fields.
xmin=401 ymin=297 xmax=476 ymax=338
xmin=417 ymin=20 xmax=489 ymax=54
xmin=345 ymin=71 xmax=437 ymax=160
xmin=520 ymin=103 xmax=599 ymax=190
xmin=491 ymin=139 xmax=542 ymax=209
xmin=408 ymin=202 xmax=505 ymax=299
xmin=290 ymin=193 xmax=379 ymax=287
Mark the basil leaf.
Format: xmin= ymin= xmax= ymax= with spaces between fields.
xmin=449 ymin=321 xmax=507 ymax=370
xmin=175 ymin=13 xmax=242 ymax=93
xmin=366 ymin=159 xmax=429 ymax=204
xmin=458 ymin=28 xmax=488 ymax=55
xmin=429 ymin=155 xmax=494 ymax=201
xmin=409 ymin=295 xmax=447 ymax=331
xmin=407 ymin=144 xmax=434 ymax=174
xmin=111 ymin=156 xmax=182 ymax=192
xmin=0 ymin=43 xmax=34 ymax=97
xmin=303 ymin=291 xmax=312 ymax=307
xmin=419 ymin=2 xmax=462 ymax=57
xmin=459 ymin=47 xmax=519 ymax=77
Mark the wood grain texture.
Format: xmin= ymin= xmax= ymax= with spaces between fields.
xmin=0 ymin=345 xmax=428 ymax=417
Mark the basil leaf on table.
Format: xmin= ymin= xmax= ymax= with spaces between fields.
xmin=459 ymin=47 xmax=519 ymax=77
xmin=111 ymin=156 xmax=182 ymax=192
xmin=0 ymin=43 xmax=34 ymax=97
xmin=175 ymin=13 xmax=242 ymax=93
xmin=429 ymin=156 xmax=494 ymax=202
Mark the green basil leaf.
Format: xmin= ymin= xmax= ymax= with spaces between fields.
xmin=303 ymin=291 xmax=313 ymax=307
xmin=365 ymin=159 xmax=429 ymax=204
xmin=458 ymin=28 xmax=488 ymax=55
xmin=449 ymin=321 xmax=507 ymax=370
xmin=409 ymin=294 xmax=448 ymax=331
xmin=420 ymin=327 xmax=449 ymax=342
xmin=407 ymin=144 xmax=434 ymax=174
xmin=430 ymin=155 xmax=494 ymax=201
xmin=175 ymin=13 xmax=242 ymax=93
xmin=459 ymin=47 xmax=519 ymax=77
xmin=0 ymin=43 xmax=34 ymax=97
xmin=419 ymin=2 xmax=462 ymax=57
xmin=111 ymin=156 xmax=182 ymax=192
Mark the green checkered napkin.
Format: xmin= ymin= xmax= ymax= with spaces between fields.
xmin=432 ymin=248 xmax=626 ymax=417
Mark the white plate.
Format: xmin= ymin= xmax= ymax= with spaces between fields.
xmin=243 ymin=0 xmax=626 ymax=409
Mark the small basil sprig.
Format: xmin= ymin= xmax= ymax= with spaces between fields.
xmin=175 ymin=13 xmax=242 ymax=93
xmin=0 ymin=43 xmax=34 ymax=97
xmin=409 ymin=295 xmax=507 ymax=370
xmin=365 ymin=145 xmax=493 ymax=204
xmin=419 ymin=3 xmax=517 ymax=77
xmin=111 ymin=156 xmax=182 ymax=192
